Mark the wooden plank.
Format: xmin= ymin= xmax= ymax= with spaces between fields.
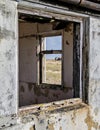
xmin=40 ymin=50 xmax=62 ymax=54
xmin=39 ymin=36 xmax=42 ymax=84
xmin=82 ymin=18 xmax=89 ymax=103
xmin=73 ymin=23 xmax=80 ymax=98
xmin=19 ymin=30 xmax=62 ymax=38
xmin=38 ymin=30 xmax=62 ymax=37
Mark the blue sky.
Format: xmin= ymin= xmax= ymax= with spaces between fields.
xmin=45 ymin=36 xmax=62 ymax=59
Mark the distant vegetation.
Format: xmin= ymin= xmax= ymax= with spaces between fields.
xmin=46 ymin=59 xmax=61 ymax=85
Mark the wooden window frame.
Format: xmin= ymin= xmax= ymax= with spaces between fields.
xmin=39 ymin=32 xmax=63 ymax=85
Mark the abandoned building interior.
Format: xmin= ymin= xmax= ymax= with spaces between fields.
xmin=19 ymin=13 xmax=81 ymax=107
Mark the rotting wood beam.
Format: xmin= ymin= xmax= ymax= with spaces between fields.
xmin=19 ymin=34 xmax=36 ymax=38
xmin=19 ymin=30 xmax=62 ymax=39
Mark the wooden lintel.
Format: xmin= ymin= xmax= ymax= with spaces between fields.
xmin=19 ymin=30 xmax=62 ymax=39
xmin=38 ymin=30 xmax=62 ymax=37
xmin=19 ymin=34 xmax=36 ymax=38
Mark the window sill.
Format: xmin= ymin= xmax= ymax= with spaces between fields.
xmin=19 ymin=98 xmax=88 ymax=119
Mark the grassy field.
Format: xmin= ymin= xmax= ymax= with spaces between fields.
xmin=46 ymin=59 xmax=61 ymax=85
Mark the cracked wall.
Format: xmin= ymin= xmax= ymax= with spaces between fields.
xmin=0 ymin=0 xmax=100 ymax=130
xmin=88 ymin=17 xmax=100 ymax=129
xmin=0 ymin=0 xmax=18 ymax=116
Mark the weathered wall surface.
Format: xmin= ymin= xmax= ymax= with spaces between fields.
xmin=63 ymin=23 xmax=73 ymax=88
xmin=19 ymin=22 xmax=53 ymax=83
xmin=0 ymin=0 xmax=18 ymax=116
xmin=19 ymin=22 xmax=37 ymax=83
xmin=19 ymin=82 xmax=73 ymax=106
xmin=3 ymin=99 xmax=89 ymax=130
xmin=88 ymin=17 xmax=100 ymax=129
xmin=0 ymin=0 xmax=100 ymax=130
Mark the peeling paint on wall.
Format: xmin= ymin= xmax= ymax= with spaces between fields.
xmin=0 ymin=0 xmax=18 ymax=116
xmin=0 ymin=0 xmax=100 ymax=130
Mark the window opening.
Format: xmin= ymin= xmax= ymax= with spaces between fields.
xmin=40 ymin=36 xmax=62 ymax=85
xmin=18 ymin=13 xmax=82 ymax=107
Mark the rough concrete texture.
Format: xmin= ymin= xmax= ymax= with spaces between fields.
xmin=3 ymin=99 xmax=89 ymax=130
xmin=19 ymin=82 xmax=73 ymax=106
xmin=0 ymin=0 xmax=100 ymax=130
xmin=89 ymin=17 xmax=100 ymax=129
xmin=0 ymin=0 xmax=18 ymax=116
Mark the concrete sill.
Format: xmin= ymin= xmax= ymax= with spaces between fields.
xmin=19 ymin=98 xmax=88 ymax=117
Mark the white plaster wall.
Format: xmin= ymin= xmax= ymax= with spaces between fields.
xmin=63 ymin=23 xmax=73 ymax=88
xmin=3 ymin=103 xmax=89 ymax=130
xmin=0 ymin=0 xmax=18 ymax=116
xmin=35 ymin=106 xmax=88 ymax=130
xmin=1 ymin=2 xmax=100 ymax=129
xmin=89 ymin=17 xmax=100 ymax=129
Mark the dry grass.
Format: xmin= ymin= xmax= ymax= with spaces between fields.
xmin=46 ymin=59 xmax=61 ymax=84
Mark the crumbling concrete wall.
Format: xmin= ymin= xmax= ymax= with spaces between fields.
xmin=0 ymin=0 xmax=18 ymax=116
xmin=2 ymin=99 xmax=90 ymax=130
xmin=0 ymin=0 xmax=100 ymax=130
xmin=88 ymin=17 xmax=100 ymax=129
